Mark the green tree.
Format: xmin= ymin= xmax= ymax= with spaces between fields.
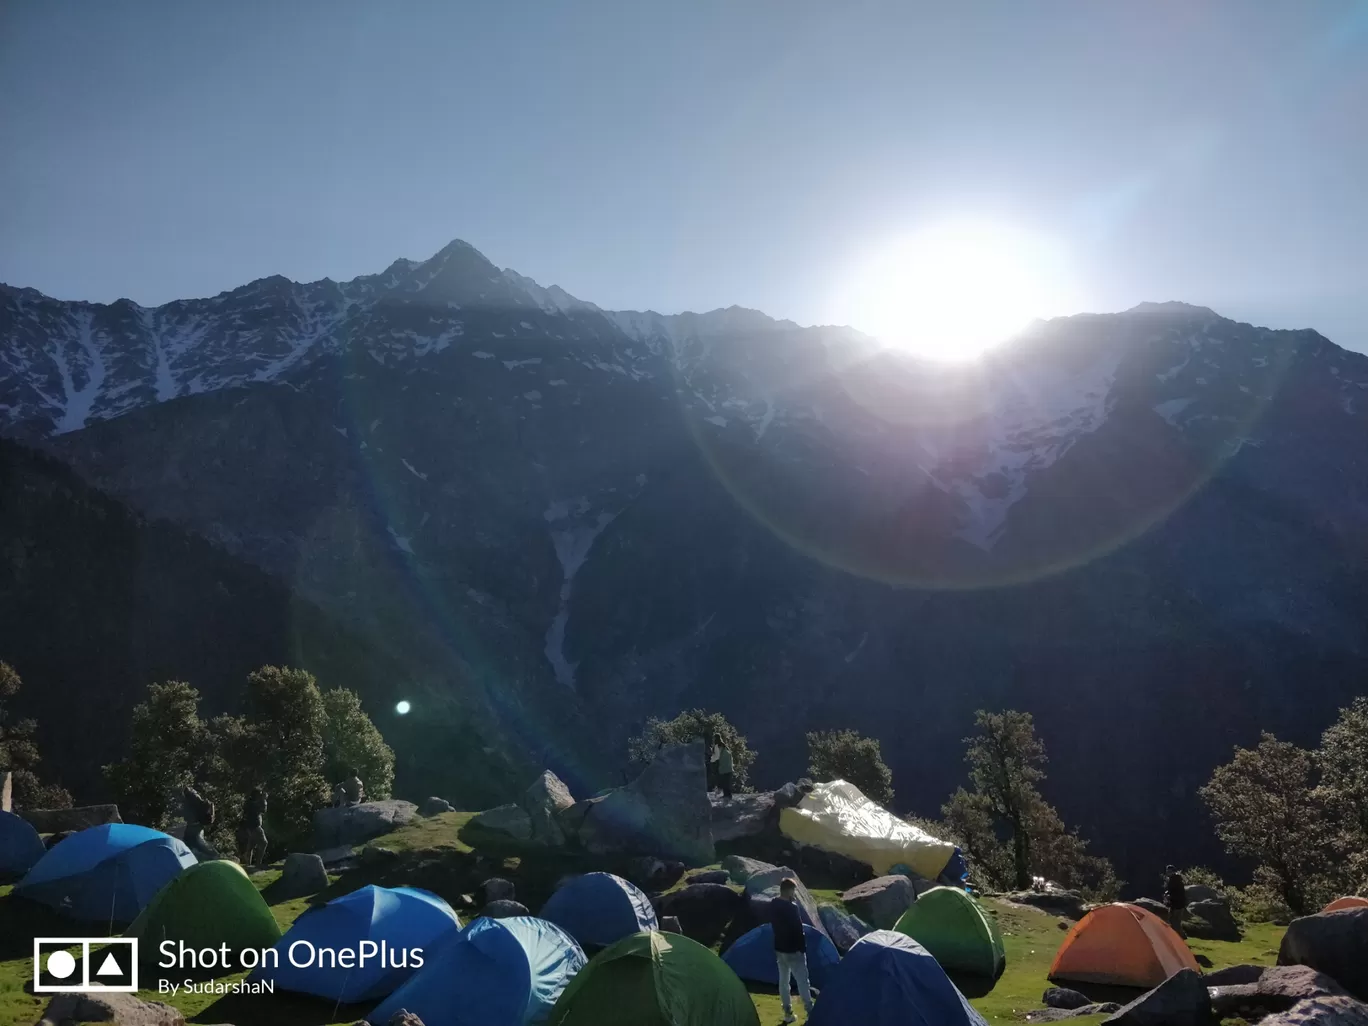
xmin=104 ymin=680 xmax=208 ymax=828
xmin=628 ymin=709 xmax=755 ymax=790
xmin=1318 ymin=696 xmax=1368 ymax=889
xmin=1199 ymin=732 xmax=1336 ymax=915
xmin=242 ymin=666 xmax=330 ymax=847
xmin=942 ymin=786 xmax=1014 ymax=889
xmin=322 ymin=688 xmax=395 ymax=799
xmin=0 ymin=661 xmax=71 ymax=810
xmin=964 ymin=710 xmax=1047 ymax=889
xmin=806 ymin=728 xmax=895 ymax=807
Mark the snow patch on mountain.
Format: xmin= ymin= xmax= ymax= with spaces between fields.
xmin=1154 ymin=397 xmax=1195 ymax=426
xmin=544 ymin=509 xmax=617 ymax=689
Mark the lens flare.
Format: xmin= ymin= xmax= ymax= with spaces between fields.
xmin=395 ymin=700 xmax=412 ymax=715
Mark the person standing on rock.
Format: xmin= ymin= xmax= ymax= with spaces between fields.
xmin=1164 ymin=865 xmax=1187 ymax=936
xmin=238 ymin=788 xmax=268 ymax=867
xmin=772 ymin=877 xmax=813 ymax=1023
xmin=181 ymin=783 xmax=220 ymax=861
xmin=711 ymin=734 xmax=734 ymax=800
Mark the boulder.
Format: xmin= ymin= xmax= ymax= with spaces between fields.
xmin=419 ymin=797 xmax=454 ymax=817
xmin=1103 ymin=968 xmax=1210 ymax=1026
xmin=659 ymin=915 xmax=683 ymax=934
xmin=480 ymin=877 xmax=515 ymax=904
xmin=313 ymin=800 xmax=419 ymax=849
xmin=1279 ymin=909 xmax=1368 ymax=1000
xmin=469 ymin=803 xmax=533 ymax=842
xmin=686 ymin=869 xmax=730 ymax=886
xmin=1005 ymin=889 xmax=1087 ymax=920
xmin=565 ymin=742 xmax=713 ymax=864
xmin=773 ymin=782 xmax=808 ymax=809
xmin=1 ymin=770 xmax=10 ymax=812
xmin=479 ymin=899 xmax=531 ymax=919
xmin=1027 ymin=1005 xmax=1122 ymax=1022
xmin=721 ymin=855 xmax=778 ymax=885
xmin=818 ymin=903 xmax=872 ymax=953
xmin=36 ymin=991 xmax=185 ymax=1025
xmin=1187 ymin=897 xmax=1241 ymax=941
xmin=794 ymin=845 xmax=875 ymax=890
xmin=710 ymin=790 xmax=778 ymax=842
xmin=1204 ymin=964 xmax=1267 ymax=987
xmin=1045 ymin=987 xmax=1094 ymax=1010
xmin=523 ymin=770 xmax=575 ymax=846
xmin=1186 ymin=884 xmax=1221 ymax=904
xmin=1209 ymin=965 xmax=1348 ymax=1020
xmin=654 ymin=883 xmax=746 ymax=947
xmin=359 ymin=844 xmax=398 ymax=866
xmin=745 ymin=867 xmax=829 ymax=941
xmin=1260 ymin=996 xmax=1368 ymax=1025
xmin=274 ymin=852 xmax=329 ymax=900
xmin=626 ymin=856 xmax=685 ymax=892
xmin=1130 ymin=896 xmax=1169 ymax=918
xmin=22 ymin=805 xmax=121 ymax=834
xmin=841 ymin=876 xmax=917 ymax=929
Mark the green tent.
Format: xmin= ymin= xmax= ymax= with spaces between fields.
xmin=127 ymin=859 xmax=281 ymax=961
xmin=893 ymin=886 xmax=1005 ymax=978
xmin=546 ymin=931 xmax=759 ymax=1026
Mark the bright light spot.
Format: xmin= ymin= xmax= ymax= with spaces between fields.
xmin=395 ymin=700 xmax=411 ymax=715
xmin=45 ymin=950 xmax=76 ymax=979
xmin=837 ymin=219 xmax=1081 ymax=361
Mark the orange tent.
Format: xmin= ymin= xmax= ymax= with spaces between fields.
xmin=1322 ymin=896 xmax=1368 ymax=914
xmin=1049 ymin=903 xmax=1200 ymax=988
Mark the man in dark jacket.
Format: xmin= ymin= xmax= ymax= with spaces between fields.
xmin=772 ymin=878 xmax=813 ymax=1023
xmin=1164 ymin=865 xmax=1187 ymax=936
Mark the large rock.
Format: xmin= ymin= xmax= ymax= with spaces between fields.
xmin=480 ymin=877 xmax=515 ymax=903
xmin=654 ymin=883 xmax=746 ymax=947
xmin=1210 ymin=965 xmax=1348 ymax=1020
xmin=687 ymin=869 xmax=730 ymax=886
xmin=566 ymin=742 xmax=713 ymax=864
xmin=1045 ymin=987 xmax=1095 ymax=1010
xmin=710 ymin=790 xmax=777 ymax=842
xmin=479 ymin=899 xmax=530 ymax=919
xmin=1 ymin=770 xmax=10 ymax=813
xmin=721 ymin=855 xmax=778 ymax=885
xmin=1204 ymin=964 xmax=1268 ymax=987
xmin=523 ymin=770 xmax=575 ymax=846
xmin=419 ymin=796 xmax=454 ymax=817
xmin=274 ymin=852 xmax=329 ymax=900
xmin=841 ymin=875 xmax=917 ymax=929
xmin=819 ymin=903 xmax=872 ymax=953
xmin=1187 ymin=897 xmax=1241 ymax=941
xmin=1279 ymin=909 xmax=1368 ymax=1000
xmin=1260 ymin=996 xmax=1368 ymax=1025
xmin=794 ymin=845 xmax=875 ymax=890
xmin=1005 ymin=889 xmax=1087 ymax=920
xmin=1103 ymin=968 xmax=1210 ymax=1026
xmin=626 ymin=856 xmax=685 ymax=893
xmin=1186 ymin=884 xmax=1221 ymax=904
xmin=313 ymin=800 xmax=419 ymax=849
xmin=1131 ymin=896 xmax=1169 ymax=918
xmin=469 ymin=803 xmax=533 ymax=842
xmin=745 ymin=867 xmax=829 ymax=941
xmin=22 ymin=805 xmax=121 ymax=833
xmin=36 ymin=991 xmax=184 ymax=1025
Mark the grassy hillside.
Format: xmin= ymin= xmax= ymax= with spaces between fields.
xmin=0 ymin=816 xmax=1287 ymax=1026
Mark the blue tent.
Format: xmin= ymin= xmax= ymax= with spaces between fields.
xmin=368 ymin=916 xmax=586 ymax=1026
xmin=539 ymin=873 xmax=656 ymax=950
xmin=808 ymin=930 xmax=988 ymax=1026
xmin=256 ymin=885 xmax=461 ymax=1002
xmin=0 ymin=810 xmax=46 ymax=877
xmin=723 ymin=923 xmax=841 ymax=989
xmin=15 ymin=823 xmax=195 ymax=922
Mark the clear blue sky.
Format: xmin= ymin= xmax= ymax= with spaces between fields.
xmin=3 ymin=1 xmax=1366 ymax=350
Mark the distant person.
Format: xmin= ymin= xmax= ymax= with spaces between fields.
xmin=711 ymin=734 xmax=734 ymax=800
xmin=331 ymin=781 xmax=348 ymax=808
xmin=345 ymin=772 xmax=364 ymax=806
xmin=772 ymin=877 xmax=813 ymax=1024
xmin=238 ymin=788 xmax=268 ymax=866
xmin=1164 ymin=865 xmax=1187 ymax=936
xmin=181 ymin=783 xmax=219 ymax=861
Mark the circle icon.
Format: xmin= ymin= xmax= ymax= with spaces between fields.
xmin=45 ymin=950 xmax=76 ymax=979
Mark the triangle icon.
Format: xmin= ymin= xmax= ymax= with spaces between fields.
xmin=96 ymin=952 xmax=122 ymax=977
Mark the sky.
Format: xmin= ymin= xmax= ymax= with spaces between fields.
xmin=2 ymin=1 xmax=1366 ymax=351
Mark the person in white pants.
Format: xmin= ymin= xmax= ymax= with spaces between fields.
xmin=772 ymin=878 xmax=814 ymax=1022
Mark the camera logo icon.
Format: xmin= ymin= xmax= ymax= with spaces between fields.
xmin=33 ymin=938 xmax=138 ymax=993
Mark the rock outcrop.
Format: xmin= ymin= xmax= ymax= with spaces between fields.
xmin=709 ymin=790 xmax=777 ymax=842
xmin=1209 ymin=965 xmax=1348 ymax=1021
xmin=523 ymin=770 xmax=575 ymax=846
xmin=722 ymin=855 xmax=778 ymax=885
xmin=273 ymin=852 xmax=329 ymax=900
xmin=419 ymin=797 xmax=454 ymax=817
xmin=36 ymin=992 xmax=185 ymax=1026
xmin=818 ymin=903 xmax=872 ymax=953
xmin=1104 ymin=968 xmax=1210 ymax=1026
xmin=1187 ymin=897 xmax=1241 ymax=941
xmin=1005 ymin=889 xmax=1087 ymax=920
xmin=469 ymin=804 xmax=533 ymax=842
xmin=1259 ymin=996 xmax=1368 ymax=1025
xmin=312 ymin=800 xmax=418 ymax=849
xmin=1279 ymin=909 xmax=1368 ymax=1001
xmin=841 ymin=875 xmax=917 ymax=929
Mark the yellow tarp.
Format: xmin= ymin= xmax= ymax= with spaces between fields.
xmin=778 ymin=780 xmax=955 ymax=878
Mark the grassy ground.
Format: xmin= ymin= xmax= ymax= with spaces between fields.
xmin=0 ymin=826 xmax=1288 ymax=1026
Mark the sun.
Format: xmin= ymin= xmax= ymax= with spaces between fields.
xmin=839 ymin=219 xmax=1079 ymax=361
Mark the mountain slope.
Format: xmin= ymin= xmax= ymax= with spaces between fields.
xmin=3 ymin=242 xmax=1367 ymax=880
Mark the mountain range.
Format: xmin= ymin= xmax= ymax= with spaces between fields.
xmin=3 ymin=238 xmax=1366 ymax=883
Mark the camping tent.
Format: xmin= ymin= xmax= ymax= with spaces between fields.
xmin=127 ymin=860 xmax=281 ymax=960
xmin=256 ymin=885 xmax=461 ymax=1002
xmin=723 ymin=923 xmax=840 ymax=989
xmin=893 ymin=886 xmax=1005 ymax=978
xmin=1049 ymin=903 xmax=1199 ymax=988
xmin=1322 ymin=896 xmax=1368 ymax=914
xmin=545 ymin=930 xmax=759 ymax=1026
xmin=539 ymin=873 xmax=657 ymax=950
xmin=808 ymin=930 xmax=988 ymax=1026
xmin=15 ymin=823 xmax=196 ymax=922
xmin=367 ymin=916 xmax=586 ymax=1026
xmin=0 ymin=810 xmax=46 ymax=877
xmin=779 ymin=780 xmax=956 ymax=878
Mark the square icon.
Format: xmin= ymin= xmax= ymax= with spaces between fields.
xmin=33 ymin=938 xmax=138 ymax=993
xmin=86 ymin=939 xmax=138 ymax=990
xmin=33 ymin=941 xmax=86 ymax=992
